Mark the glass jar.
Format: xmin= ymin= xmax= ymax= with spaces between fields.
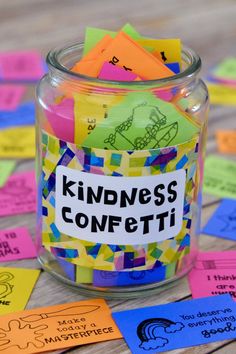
xmin=36 ymin=43 xmax=209 ymax=298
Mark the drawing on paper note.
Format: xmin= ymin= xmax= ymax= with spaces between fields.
xmin=136 ymin=317 xmax=184 ymax=350
xmin=104 ymin=103 xmax=178 ymax=150
xmin=0 ymin=319 xmax=48 ymax=351
xmin=0 ymin=272 xmax=14 ymax=300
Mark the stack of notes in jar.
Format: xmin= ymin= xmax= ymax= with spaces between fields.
xmin=44 ymin=23 xmax=201 ymax=149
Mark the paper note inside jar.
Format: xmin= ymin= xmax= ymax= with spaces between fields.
xmin=83 ymin=91 xmax=200 ymax=150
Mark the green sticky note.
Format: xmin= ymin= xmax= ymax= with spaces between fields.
xmin=213 ymin=57 xmax=236 ymax=80
xmin=83 ymin=23 xmax=141 ymax=55
xmin=76 ymin=266 xmax=93 ymax=284
xmin=83 ymin=92 xmax=199 ymax=150
xmin=203 ymin=155 xmax=236 ymax=199
xmin=0 ymin=160 xmax=16 ymax=187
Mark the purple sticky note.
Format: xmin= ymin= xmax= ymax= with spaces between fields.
xmin=0 ymin=50 xmax=45 ymax=81
xmin=98 ymin=62 xmax=139 ymax=81
xmin=93 ymin=267 xmax=166 ymax=287
xmin=113 ymin=294 xmax=236 ymax=354
xmin=0 ymin=227 xmax=36 ymax=261
xmin=202 ymin=199 xmax=236 ymax=241
xmin=57 ymin=257 xmax=76 ymax=281
xmin=44 ymin=98 xmax=74 ymax=142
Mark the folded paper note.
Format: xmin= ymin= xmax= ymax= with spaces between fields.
xmin=0 ymin=160 xmax=16 ymax=187
xmin=0 ymin=298 xmax=121 ymax=353
xmin=0 ymin=85 xmax=26 ymax=111
xmin=0 ymin=125 xmax=35 ymax=158
xmin=84 ymin=91 xmax=199 ymax=149
xmin=0 ymin=101 xmax=35 ymax=129
xmin=188 ymin=251 xmax=236 ymax=300
xmin=0 ymin=50 xmax=45 ymax=81
xmin=0 ymin=170 xmax=36 ymax=217
xmin=0 ymin=267 xmax=40 ymax=315
xmin=98 ymin=61 xmax=139 ymax=81
xmin=83 ymin=23 xmax=141 ymax=55
xmin=73 ymin=31 xmax=174 ymax=79
xmin=0 ymin=227 xmax=36 ymax=262
xmin=74 ymin=92 xmax=122 ymax=145
xmin=203 ymin=155 xmax=236 ymax=199
xmin=216 ymin=130 xmax=236 ymax=154
xmin=113 ymin=294 xmax=236 ymax=353
xmin=202 ymin=199 xmax=236 ymax=241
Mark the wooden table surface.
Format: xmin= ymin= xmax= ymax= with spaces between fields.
xmin=0 ymin=0 xmax=236 ymax=353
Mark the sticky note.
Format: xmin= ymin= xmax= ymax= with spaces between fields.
xmin=81 ymin=35 xmax=113 ymax=62
xmin=0 ymin=125 xmax=35 ymax=158
xmin=188 ymin=251 xmax=236 ymax=300
xmin=113 ymin=294 xmax=236 ymax=353
xmin=0 ymin=50 xmax=45 ymax=81
xmin=203 ymin=155 xmax=236 ymax=199
xmin=44 ymin=98 xmax=74 ymax=142
xmin=74 ymin=92 xmax=122 ymax=145
xmin=0 ymin=101 xmax=35 ymax=129
xmin=0 ymin=267 xmax=40 ymax=315
xmin=93 ymin=267 xmax=166 ymax=287
xmin=98 ymin=61 xmax=139 ymax=81
xmin=0 ymin=170 xmax=36 ymax=217
xmin=0 ymin=160 xmax=16 ymax=187
xmin=0 ymin=299 xmax=121 ymax=353
xmin=136 ymin=38 xmax=181 ymax=65
xmin=202 ymin=199 xmax=236 ymax=241
xmin=73 ymin=31 xmax=174 ymax=79
xmin=211 ymin=57 xmax=236 ymax=81
xmin=166 ymin=62 xmax=180 ymax=74
xmin=83 ymin=23 xmax=141 ymax=55
xmin=216 ymin=130 xmax=236 ymax=154
xmin=0 ymin=85 xmax=26 ymax=111
xmin=84 ymin=91 xmax=199 ymax=149
xmin=0 ymin=227 xmax=36 ymax=262
xmin=207 ymin=83 xmax=236 ymax=105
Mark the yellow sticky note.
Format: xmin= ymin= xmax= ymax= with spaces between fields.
xmin=0 ymin=126 xmax=35 ymax=158
xmin=0 ymin=267 xmax=40 ymax=315
xmin=74 ymin=92 xmax=123 ymax=145
xmin=137 ymin=38 xmax=181 ymax=65
xmin=207 ymin=83 xmax=236 ymax=105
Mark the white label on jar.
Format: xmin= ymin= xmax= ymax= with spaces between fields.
xmin=55 ymin=166 xmax=186 ymax=245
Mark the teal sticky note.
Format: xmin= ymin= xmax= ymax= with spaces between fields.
xmin=83 ymin=92 xmax=200 ymax=150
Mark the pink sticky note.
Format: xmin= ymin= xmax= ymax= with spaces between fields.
xmin=98 ymin=61 xmax=139 ymax=81
xmin=44 ymin=98 xmax=74 ymax=142
xmin=0 ymin=227 xmax=36 ymax=261
xmin=188 ymin=251 xmax=236 ymax=301
xmin=0 ymin=50 xmax=44 ymax=81
xmin=0 ymin=85 xmax=26 ymax=111
xmin=0 ymin=170 xmax=36 ymax=217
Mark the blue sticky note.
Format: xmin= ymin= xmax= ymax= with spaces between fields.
xmin=93 ymin=267 xmax=166 ymax=287
xmin=57 ymin=257 xmax=76 ymax=281
xmin=165 ymin=62 xmax=180 ymax=74
xmin=0 ymin=101 xmax=35 ymax=128
xmin=113 ymin=295 xmax=236 ymax=353
xmin=202 ymin=199 xmax=236 ymax=241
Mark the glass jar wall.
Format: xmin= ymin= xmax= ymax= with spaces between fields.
xmin=36 ymin=43 xmax=209 ymax=298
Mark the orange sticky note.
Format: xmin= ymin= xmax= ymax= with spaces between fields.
xmin=0 ymin=298 xmax=122 ymax=354
xmin=216 ymin=130 xmax=236 ymax=154
xmin=72 ymin=35 xmax=113 ymax=75
xmin=73 ymin=31 xmax=174 ymax=79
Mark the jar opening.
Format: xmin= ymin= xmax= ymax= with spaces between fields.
xmin=46 ymin=42 xmax=201 ymax=87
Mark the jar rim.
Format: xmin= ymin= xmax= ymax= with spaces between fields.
xmin=46 ymin=42 xmax=201 ymax=87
